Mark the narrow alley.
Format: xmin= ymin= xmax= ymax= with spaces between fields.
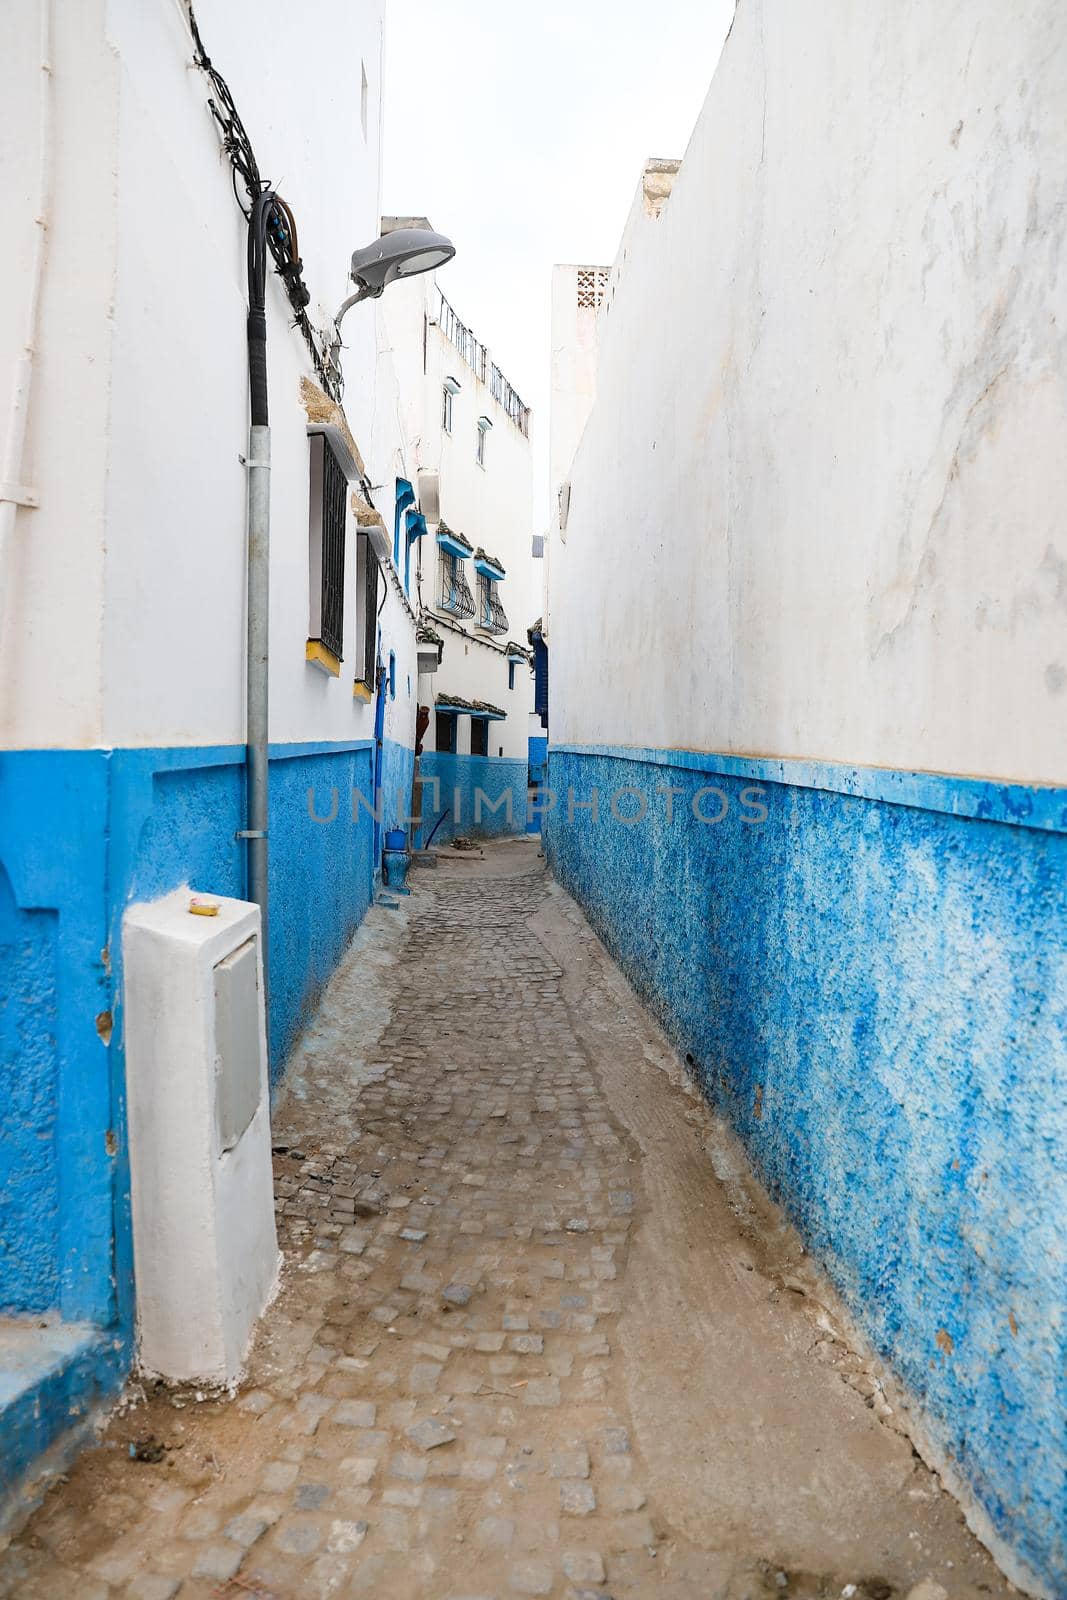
xmin=0 ymin=845 xmax=1014 ymax=1600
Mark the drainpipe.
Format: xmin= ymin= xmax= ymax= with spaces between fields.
xmin=245 ymin=422 xmax=270 ymax=962
xmin=240 ymin=193 xmax=273 ymax=984
xmin=0 ymin=0 xmax=52 ymax=606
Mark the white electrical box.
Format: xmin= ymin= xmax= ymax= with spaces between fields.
xmin=123 ymin=889 xmax=280 ymax=1385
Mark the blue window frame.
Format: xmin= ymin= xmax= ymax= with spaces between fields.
xmin=404 ymin=509 xmax=426 ymax=597
xmin=394 ymin=478 xmax=415 ymax=567
xmin=388 ymin=651 xmax=396 ymax=699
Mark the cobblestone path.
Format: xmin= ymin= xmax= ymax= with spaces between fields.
xmin=0 ymin=844 xmax=1014 ymax=1600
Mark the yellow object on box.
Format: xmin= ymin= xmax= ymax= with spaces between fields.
xmin=188 ymin=897 xmax=220 ymax=917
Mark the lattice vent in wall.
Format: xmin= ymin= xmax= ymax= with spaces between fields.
xmin=576 ymin=268 xmax=609 ymax=308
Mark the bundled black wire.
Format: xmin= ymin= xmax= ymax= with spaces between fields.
xmin=186 ymin=3 xmax=340 ymax=401
xmin=246 ymin=190 xmax=272 ymax=425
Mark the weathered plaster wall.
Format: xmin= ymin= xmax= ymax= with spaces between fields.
xmin=545 ymin=751 xmax=1066 ymax=1591
xmin=0 ymin=882 xmax=59 ymax=1315
xmin=546 ymin=2 xmax=1067 ymax=1593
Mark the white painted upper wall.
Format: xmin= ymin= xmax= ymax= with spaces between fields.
xmin=549 ymin=266 xmax=605 ymax=540
xmin=549 ymin=0 xmax=1067 ymax=785
xmin=0 ymin=0 xmax=415 ymax=754
xmin=546 ymin=264 xmax=609 ymax=639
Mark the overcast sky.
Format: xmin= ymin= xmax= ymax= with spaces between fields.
xmin=382 ymin=0 xmax=735 ymax=518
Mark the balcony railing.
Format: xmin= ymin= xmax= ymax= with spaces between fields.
xmin=438 ymin=291 xmax=530 ymax=437
xmin=488 ymin=363 xmax=529 ymax=433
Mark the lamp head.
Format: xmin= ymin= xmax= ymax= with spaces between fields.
xmin=349 ymin=227 xmax=456 ymax=298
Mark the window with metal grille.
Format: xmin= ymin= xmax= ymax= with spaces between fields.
xmin=437 ymin=549 xmax=475 ymax=619
xmin=442 ymin=386 xmax=453 ymax=432
xmin=308 ymin=433 xmax=347 ymax=661
xmin=476 ymin=572 xmax=508 ymax=635
xmin=353 ymin=529 xmax=379 ymax=695
xmin=470 ymin=717 xmax=488 ymax=757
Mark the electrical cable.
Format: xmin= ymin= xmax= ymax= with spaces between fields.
xmin=186 ymin=3 xmax=339 ymax=400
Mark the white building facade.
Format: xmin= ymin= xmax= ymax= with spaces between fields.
xmin=0 ymin=0 xmax=423 ymax=1509
xmin=382 ymin=263 xmax=538 ymax=845
xmin=546 ymin=6 xmax=1067 ymax=1596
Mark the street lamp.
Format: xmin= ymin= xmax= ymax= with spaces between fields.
xmin=330 ymin=226 xmax=456 ymax=372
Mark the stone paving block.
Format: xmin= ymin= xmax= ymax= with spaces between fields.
xmin=562 ymin=1551 xmax=606 ymax=1583
xmin=190 ymin=1543 xmax=244 ymax=1582
xmin=333 ymin=1398 xmax=378 ymax=1427
xmin=442 ymin=1283 xmax=474 ymax=1306
xmin=522 ymin=1377 xmax=561 ymax=1407
xmin=550 ymin=1448 xmax=591 ymax=1479
xmin=389 ymin=1451 xmax=430 ymax=1482
xmin=343 ymin=1426 xmax=389 ymax=1453
xmin=559 ymin=1480 xmax=596 ymax=1516
xmin=294 ymin=1483 xmax=332 ymax=1510
xmin=475 ymin=1514 xmax=516 ymax=1548
xmin=468 ymin=1433 xmax=507 ymax=1457
xmin=407 ymin=1417 xmax=457 ymax=1450
xmin=223 ymin=1511 xmax=270 ymax=1546
xmin=273 ymin=1514 xmax=326 ymax=1555
xmin=410 ymin=1360 xmax=444 ymax=1393
xmin=509 ymin=1560 xmax=555 ymax=1595
xmin=379 ymin=1506 xmax=414 ymax=1551
xmin=177 ymin=1507 xmax=222 ymax=1541
xmin=509 ymin=1333 xmax=544 ymax=1354
xmin=383 ymin=1484 xmax=423 ymax=1507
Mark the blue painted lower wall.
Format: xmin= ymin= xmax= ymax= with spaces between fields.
xmin=0 ymin=735 xmax=390 ymax=1504
xmin=379 ymin=737 xmax=416 ymax=844
xmin=545 ymin=744 xmax=1066 ymax=1595
xmin=416 ymin=751 xmax=528 ymax=847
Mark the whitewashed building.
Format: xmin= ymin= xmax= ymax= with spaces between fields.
xmin=546 ymin=8 xmax=1067 ymax=1596
xmin=382 ymin=259 xmax=538 ymax=845
xmin=0 ymin=0 xmax=431 ymax=1510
